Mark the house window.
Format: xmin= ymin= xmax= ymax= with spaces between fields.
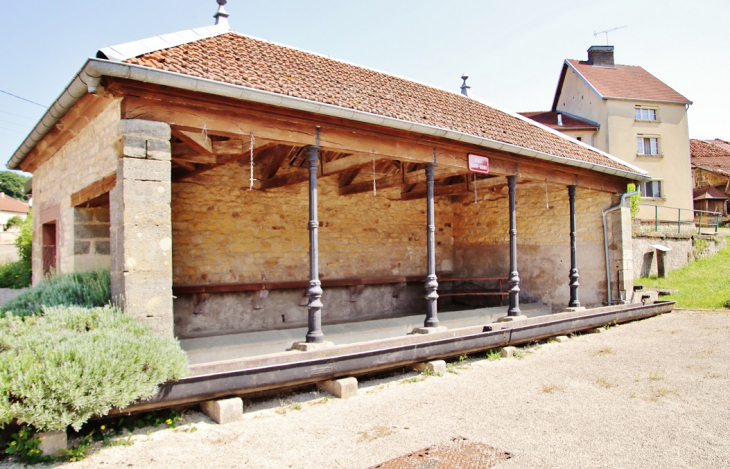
xmin=635 ymin=107 xmax=659 ymax=121
xmin=637 ymin=136 xmax=660 ymax=156
xmin=640 ymin=180 xmax=663 ymax=199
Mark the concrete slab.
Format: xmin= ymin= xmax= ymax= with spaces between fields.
xmin=553 ymin=336 xmax=570 ymax=343
xmin=413 ymin=360 xmax=447 ymax=375
xmin=290 ymin=341 xmax=335 ymax=352
xmin=501 ymin=346 xmax=517 ymax=358
xmin=200 ymin=397 xmax=243 ymax=424
xmin=411 ymin=326 xmax=448 ymax=335
xmin=317 ymin=377 xmax=358 ymax=399
xmin=497 ymin=315 xmax=528 ymax=323
xmin=182 ymin=303 xmax=551 ymax=365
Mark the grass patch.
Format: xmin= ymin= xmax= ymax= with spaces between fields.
xmin=594 ymin=378 xmax=616 ymax=389
xmin=634 ymin=237 xmax=730 ymax=309
xmin=541 ymin=383 xmax=565 ymax=393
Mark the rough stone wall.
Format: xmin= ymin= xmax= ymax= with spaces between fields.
xmin=74 ymin=206 xmax=110 ymax=272
xmin=172 ymin=165 xmax=454 ymax=285
xmin=633 ymin=233 xmax=726 ymax=278
xmin=110 ymin=120 xmax=174 ymax=337
xmin=452 ymin=182 xmax=613 ymax=308
xmin=30 ymin=99 xmax=121 ymax=284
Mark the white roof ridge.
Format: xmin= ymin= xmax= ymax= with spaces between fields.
xmin=97 ymin=24 xmax=231 ymax=62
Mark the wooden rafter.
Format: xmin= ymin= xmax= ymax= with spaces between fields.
xmin=172 ymin=141 xmax=277 ymax=182
xmin=340 ymin=166 xmax=465 ymax=196
xmin=172 ymin=129 xmax=213 ymax=155
xmin=71 ymin=173 xmax=116 ymax=207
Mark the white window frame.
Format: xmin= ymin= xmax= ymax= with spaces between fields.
xmin=634 ymin=106 xmax=660 ymax=122
xmin=640 ymin=179 xmax=664 ymax=199
xmin=637 ymin=135 xmax=661 ymax=156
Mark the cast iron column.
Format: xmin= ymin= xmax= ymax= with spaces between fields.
xmin=424 ymin=162 xmax=439 ymax=327
xmin=568 ymin=185 xmax=581 ymax=308
xmin=305 ymin=145 xmax=324 ymax=343
xmin=507 ymin=175 xmax=521 ymax=316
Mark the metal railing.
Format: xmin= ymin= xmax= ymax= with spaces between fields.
xmin=639 ymin=203 xmax=721 ymax=234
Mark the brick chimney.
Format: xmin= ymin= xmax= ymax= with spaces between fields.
xmin=587 ymin=45 xmax=615 ymax=67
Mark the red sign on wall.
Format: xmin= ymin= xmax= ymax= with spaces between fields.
xmin=468 ymin=154 xmax=490 ymax=174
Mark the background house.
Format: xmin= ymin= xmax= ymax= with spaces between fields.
xmin=0 ymin=193 xmax=29 ymax=244
xmin=522 ymin=45 xmax=694 ymax=225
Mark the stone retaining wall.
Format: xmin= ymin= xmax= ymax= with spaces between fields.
xmin=633 ymin=232 xmax=726 ymax=278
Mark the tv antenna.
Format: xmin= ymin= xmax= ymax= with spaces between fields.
xmin=593 ymin=25 xmax=627 ymax=45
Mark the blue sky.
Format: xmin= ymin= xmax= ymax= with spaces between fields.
xmin=1 ymin=0 xmax=728 ymax=171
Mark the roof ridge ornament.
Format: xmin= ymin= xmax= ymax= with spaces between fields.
xmin=460 ymin=74 xmax=470 ymax=97
xmin=214 ymin=0 xmax=231 ymax=29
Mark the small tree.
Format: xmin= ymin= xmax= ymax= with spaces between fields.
xmin=0 ymin=171 xmax=30 ymax=201
xmin=15 ymin=209 xmax=32 ymax=262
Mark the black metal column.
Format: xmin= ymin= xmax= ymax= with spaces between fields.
xmin=424 ymin=163 xmax=439 ymax=327
xmin=568 ymin=185 xmax=581 ymax=308
xmin=305 ymin=145 xmax=324 ymax=343
xmin=507 ymin=175 xmax=521 ymax=316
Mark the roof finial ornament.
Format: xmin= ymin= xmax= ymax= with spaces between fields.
xmin=214 ymin=0 xmax=231 ymax=29
xmin=460 ymin=74 xmax=470 ymax=97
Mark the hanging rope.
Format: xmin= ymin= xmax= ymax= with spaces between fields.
xmin=202 ymin=123 xmax=208 ymax=143
xmin=473 ymin=173 xmax=478 ymax=204
xmin=372 ymin=155 xmax=377 ymax=196
xmin=249 ymin=133 xmax=255 ymax=190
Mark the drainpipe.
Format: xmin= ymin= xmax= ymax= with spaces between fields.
xmin=602 ymin=190 xmax=639 ymax=305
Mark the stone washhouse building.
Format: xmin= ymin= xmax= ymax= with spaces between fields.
xmin=8 ymin=8 xmax=650 ymax=360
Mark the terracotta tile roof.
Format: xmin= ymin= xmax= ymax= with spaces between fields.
xmin=566 ymin=60 xmax=691 ymax=104
xmin=693 ymin=185 xmax=729 ymax=200
xmin=0 ymin=194 xmax=29 ymax=214
xmin=123 ymin=33 xmax=641 ymax=175
xmin=519 ymin=111 xmax=598 ymax=130
xmin=691 ymin=139 xmax=730 ymax=177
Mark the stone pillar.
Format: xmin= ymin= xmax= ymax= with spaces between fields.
xmin=506 ymin=175 xmax=521 ymax=316
xmin=423 ymin=162 xmax=439 ymax=328
xmin=110 ymin=119 xmax=173 ymax=337
xmin=305 ymin=145 xmax=324 ymax=343
xmin=568 ymin=185 xmax=580 ymax=308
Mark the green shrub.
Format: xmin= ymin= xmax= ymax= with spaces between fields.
xmin=0 ymin=259 xmax=31 ymax=289
xmin=1 ymin=270 xmax=110 ymax=317
xmin=4 ymin=216 xmax=23 ymax=229
xmin=0 ymin=305 xmax=188 ymax=432
xmin=14 ymin=210 xmax=32 ymax=263
xmin=627 ymin=183 xmax=640 ymax=219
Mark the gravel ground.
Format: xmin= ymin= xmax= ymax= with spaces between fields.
xmin=4 ymin=309 xmax=730 ymax=468
xmin=0 ymin=288 xmax=25 ymax=306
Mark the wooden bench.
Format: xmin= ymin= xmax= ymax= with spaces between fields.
xmin=437 ymin=276 xmax=509 ymax=305
xmin=172 ymin=275 xmax=427 ymax=312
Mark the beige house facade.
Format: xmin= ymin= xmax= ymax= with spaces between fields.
xmin=525 ymin=46 xmax=694 ymax=224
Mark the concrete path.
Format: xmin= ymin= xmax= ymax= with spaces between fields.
xmin=33 ymin=309 xmax=729 ymax=469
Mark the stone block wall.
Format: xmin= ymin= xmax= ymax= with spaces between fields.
xmin=633 ymin=232 xmax=726 ymax=278
xmin=172 ymin=165 xmax=454 ymax=285
xmin=110 ymin=119 xmax=174 ymax=337
xmin=452 ymin=182 xmax=613 ymax=308
xmin=31 ymin=98 xmax=121 ymax=283
xmin=74 ymin=206 xmax=110 ymax=272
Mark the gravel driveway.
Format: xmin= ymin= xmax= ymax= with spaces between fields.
xmin=5 ymin=309 xmax=730 ymax=468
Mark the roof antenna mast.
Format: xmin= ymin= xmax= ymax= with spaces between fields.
xmin=593 ymin=25 xmax=627 ymax=45
xmin=214 ymin=0 xmax=230 ymax=29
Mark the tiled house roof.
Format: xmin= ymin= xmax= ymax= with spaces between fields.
xmin=0 ymin=194 xmax=29 ymax=214
xmin=691 ymin=139 xmax=730 ymax=177
xmin=519 ymin=111 xmax=599 ymax=130
xmin=693 ymin=185 xmax=729 ymax=200
xmin=564 ymin=60 xmax=691 ymax=104
xmin=122 ymin=32 xmax=641 ymax=175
